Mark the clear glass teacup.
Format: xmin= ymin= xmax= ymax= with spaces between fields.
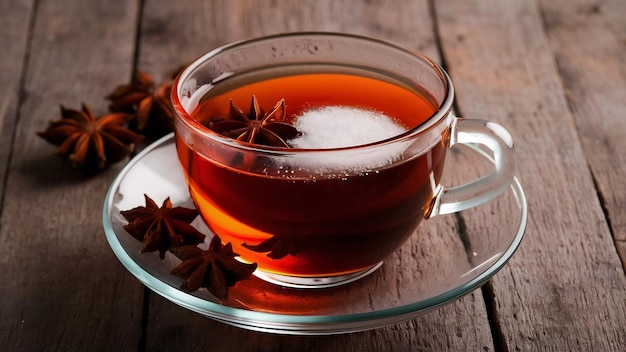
xmin=172 ymin=32 xmax=516 ymax=288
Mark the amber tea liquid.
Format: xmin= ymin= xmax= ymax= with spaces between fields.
xmin=176 ymin=66 xmax=447 ymax=278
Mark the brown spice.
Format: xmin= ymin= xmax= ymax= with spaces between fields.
xmin=208 ymin=96 xmax=300 ymax=147
xmin=37 ymin=103 xmax=143 ymax=172
xmin=107 ymin=70 xmax=176 ymax=137
xmin=170 ymin=236 xmax=258 ymax=299
xmin=242 ymin=235 xmax=304 ymax=260
xmin=120 ymin=194 xmax=205 ymax=258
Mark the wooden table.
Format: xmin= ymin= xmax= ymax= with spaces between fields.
xmin=2 ymin=0 xmax=625 ymax=350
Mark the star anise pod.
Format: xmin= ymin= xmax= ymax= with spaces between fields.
xmin=170 ymin=236 xmax=258 ymax=299
xmin=37 ymin=103 xmax=143 ymax=172
xmin=208 ymin=96 xmax=300 ymax=147
xmin=107 ymin=70 xmax=176 ymax=136
xmin=120 ymin=194 xmax=206 ymax=258
xmin=242 ymin=235 xmax=304 ymax=259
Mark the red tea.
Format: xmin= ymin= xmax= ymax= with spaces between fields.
xmin=175 ymin=68 xmax=447 ymax=278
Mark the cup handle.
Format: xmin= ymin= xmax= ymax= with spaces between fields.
xmin=429 ymin=117 xmax=516 ymax=217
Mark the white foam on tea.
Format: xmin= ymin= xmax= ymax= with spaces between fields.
xmin=290 ymin=106 xmax=407 ymax=149
xmin=287 ymin=106 xmax=410 ymax=172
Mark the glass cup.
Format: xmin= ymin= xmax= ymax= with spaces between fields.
xmin=171 ymin=32 xmax=516 ymax=288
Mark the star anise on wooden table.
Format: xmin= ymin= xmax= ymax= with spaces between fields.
xmin=107 ymin=70 xmax=176 ymax=137
xmin=208 ymin=96 xmax=300 ymax=147
xmin=37 ymin=103 xmax=143 ymax=173
xmin=170 ymin=236 xmax=258 ymax=299
xmin=120 ymin=194 xmax=206 ymax=258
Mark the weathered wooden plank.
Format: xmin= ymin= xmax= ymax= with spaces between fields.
xmin=136 ymin=0 xmax=495 ymax=350
xmin=436 ymin=0 xmax=626 ymax=350
xmin=145 ymin=291 xmax=491 ymax=352
xmin=0 ymin=0 xmax=34 ymax=197
xmin=539 ymin=0 xmax=626 ymax=268
xmin=0 ymin=0 xmax=143 ymax=350
xmin=137 ymin=0 xmax=440 ymax=80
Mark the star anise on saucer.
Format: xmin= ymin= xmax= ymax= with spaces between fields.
xmin=170 ymin=236 xmax=258 ymax=299
xmin=120 ymin=194 xmax=206 ymax=258
xmin=107 ymin=70 xmax=176 ymax=137
xmin=37 ymin=103 xmax=143 ymax=173
xmin=208 ymin=96 xmax=300 ymax=147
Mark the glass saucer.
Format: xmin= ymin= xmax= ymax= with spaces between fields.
xmin=103 ymin=134 xmax=527 ymax=335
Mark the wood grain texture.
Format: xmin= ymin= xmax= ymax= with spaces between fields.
xmin=0 ymin=0 xmax=34 ymax=197
xmin=144 ymin=292 xmax=492 ymax=352
xmin=136 ymin=0 xmax=495 ymax=351
xmin=436 ymin=0 xmax=626 ymax=350
xmin=137 ymin=0 xmax=440 ymax=81
xmin=0 ymin=0 xmax=143 ymax=350
xmin=539 ymin=0 xmax=626 ymax=267
xmin=1 ymin=0 xmax=624 ymax=350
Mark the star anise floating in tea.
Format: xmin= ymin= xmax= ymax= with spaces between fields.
xmin=37 ymin=103 xmax=143 ymax=172
xmin=208 ymin=96 xmax=300 ymax=147
xmin=170 ymin=236 xmax=258 ymax=299
xmin=120 ymin=194 xmax=205 ymax=258
xmin=107 ymin=69 xmax=177 ymax=137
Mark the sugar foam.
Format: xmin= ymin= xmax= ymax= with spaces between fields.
xmin=289 ymin=106 xmax=407 ymax=149
xmin=287 ymin=106 xmax=410 ymax=172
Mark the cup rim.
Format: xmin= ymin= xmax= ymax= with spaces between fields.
xmin=171 ymin=31 xmax=455 ymax=154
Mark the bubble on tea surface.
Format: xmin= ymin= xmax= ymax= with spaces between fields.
xmin=287 ymin=106 xmax=410 ymax=172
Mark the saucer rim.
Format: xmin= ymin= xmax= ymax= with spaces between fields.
xmin=102 ymin=133 xmax=527 ymax=335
